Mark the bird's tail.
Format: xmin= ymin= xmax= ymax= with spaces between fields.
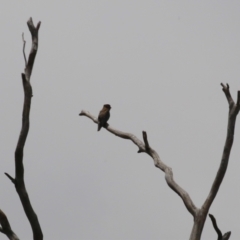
xmin=97 ymin=124 xmax=101 ymax=131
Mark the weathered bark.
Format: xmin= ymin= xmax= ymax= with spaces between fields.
xmin=79 ymin=111 xmax=196 ymax=213
xmin=79 ymin=84 xmax=239 ymax=240
xmin=189 ymin=84 xmax=239 ymax=239
xmin=4 ymin=18 xmax=43 ymax=240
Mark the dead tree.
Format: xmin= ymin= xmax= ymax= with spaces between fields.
xmin=0 ymin=18 xmax=42 ymax=240
xmin=79 ymin=84 xmax=240 ymax=240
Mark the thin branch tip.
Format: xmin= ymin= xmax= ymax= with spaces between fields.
xmin=22 ymin=33 xmax=27 ymax=66
xmin=27 ymin=17 xmax=41 ymax=34
xmin=27 ymin=17 xmax=33 ymax=24
xmin=223 ymin=232 xmax=231 ymax=239
xmin=142 ymin=130 xmax=150 ymax=151
xmin=4 ymin=173 xmax=15 ymax=184
xmin=221 ymin=83 xmax=228 ymax=91
xmin=221 ymin=82 xmax=229 ymax=88
xmin=37 ymin=21 xmax=41 ymax=30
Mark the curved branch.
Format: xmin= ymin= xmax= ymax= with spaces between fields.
xmin=22 ymin=33 xmax=27 ymax=67
xmin=203 ymin=84 xmax=240 ymax=212
xmin=189 ymin=85 xmax=239 ymax=240
xmin=209 ymin=214 xmax=223 ymax=239
xmin=209 ymin=214 xmax=231 ymax=240
xmin=79 ymin=110 xmax=197 ymax=216
xmin=0 ymin=209 xmax=19 ymax=240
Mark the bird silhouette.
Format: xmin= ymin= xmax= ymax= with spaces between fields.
xmin=98 ymin=104 xmax=111 ymax=131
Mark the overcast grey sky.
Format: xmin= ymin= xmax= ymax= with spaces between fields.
xmin=0 ymin=1 xmax=240 ymax=239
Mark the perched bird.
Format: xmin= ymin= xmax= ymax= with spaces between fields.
xmin=98 ymin=104 xmax=111 ymax=131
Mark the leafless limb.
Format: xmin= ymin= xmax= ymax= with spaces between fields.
xmin=78 ymin=113 xmax=197 ymax=217
xmin=4 ymin=173 xmax=15 ymax=184
xmin=24 ymin=18 xmax=41 ymax=82
xmin=0 ymin=209 xmax=19 ymax=240
xmin=209 ymin=214 xmax=231 ymax=240
xmin=22 ymin=33 xmax=27 ymax=67
xmin=4 ymin=18 xmax=43 ymax=240
xmin=79 ymin=84 xmax=239 ymax=240
xmin=203 ymin=84 xmax=240 ymax=211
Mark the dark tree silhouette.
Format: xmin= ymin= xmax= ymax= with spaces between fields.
xmin=0 ymin=18 xmax=42 ymax=240
xmin=209 ymin=214 xmax=231 ymax=240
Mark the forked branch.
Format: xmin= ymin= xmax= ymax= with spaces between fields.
xmin=80 ymin=84 xmax=239 ymax=240
xmin=203 ymin=84 xmax=240 ymax=212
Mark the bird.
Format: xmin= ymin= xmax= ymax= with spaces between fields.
xmin=97 ymin=104 xmax=111 ymax=131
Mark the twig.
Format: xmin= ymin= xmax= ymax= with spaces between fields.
xmin=22 ymin=33 xmax=27 ymax=67
xmin=142 ymin=131 xmax=150 ymax=152
xmin=4 ymin=173 xmax=15 ymax=184
xmin=209 ymin=214 xmax=222 ymax=239
xmin=209 ymin=214 xmax=231 ymax=240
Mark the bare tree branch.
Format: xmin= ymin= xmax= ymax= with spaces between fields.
xmin=209 ymin=214 xmax=223 ymax=239
xmin=220 ymin=83 xmax=233 ymax=107
xmin=4 ymin=173 xmax=15 ymax=184
xmin=25 ymin=18 xmax=41 ymax=82
xmin=4 ymin=18 xmax=43 ymax=240
xmin=0 ymin=209 xmax=19 ymax=240
xmin=22 ymin=33 xmax=27 ymax=67
xmin=189 ymin=84 xmax=239 ymax=240
xmin=80 ymin=85 xmax=239 ymax=240
xmin=79 ymin=110 xmax=197 ymax=217
xmin=209 ymin=214 xmax=231 ymax=240
xmin=141 ymin=131 xmax=150 ymax=152
xmin=222 ymin=232 xmax=232 ymax=240
xmin=203 ymin=85 xmax=240 ymax=212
